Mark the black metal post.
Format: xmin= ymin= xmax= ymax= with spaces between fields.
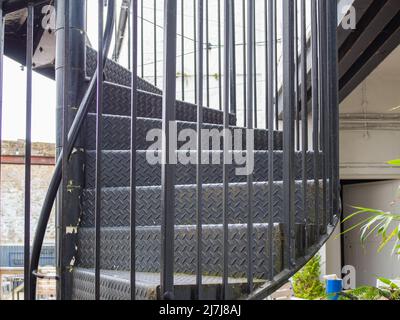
xmin=55 ymin=0 xmax=87 ymax=300
xmin=218 ymin=0 xmax=222 ymax=110
xmin=154 ymin=0 xmax=157 ymax=86
xmin=318 ymin=0 xmax=328 ymax=234
xmin=266 ymin=0 xmax=275 ymax=281
xmin=229 ymin=0 xmax=237 ymax=115
xmin=311 ymin=0 xmax=320 ymax=243
xmin=24 ymin=3 xmax=34 ymax=301
xmin=130 ymin=0 xmax=138 ymax=301
xmin=273 ymin=0 xmax=279 ymax=130
xmin=196 ymin=0 xmax=204 ymax=300
xmin=242 ymin=0 xmax=246 ymax=126
xmin=282 ymin=0 xmax=296 ymax=269
xmin=246 ymin=0 xmax=255 ymax=294
xmin=94 ymin=0 xmax=104 ymax=301
xmin=160 ymin=0 xmax=177 ymax=300
xmin=181 ymin=0 xmax=185 ymax=101
xmin=141 ymin=0 xmax=144 ymax=78
xmin=205 ymin=0 xmax=210 ymax=107
xmin=300 ymin=0 xmax=309 ymax=248
xmin=0 ymin=5 xmax=4 ymax=275
xmin=193 ymin=0 xmax=197 ymax=104
xmin=222 ymin=0 xmax=230 ymax=300
xmin=328 ymin=0 xmax=339 ymax=224
xmin=60 ymin=0 xmax=70 ymax=301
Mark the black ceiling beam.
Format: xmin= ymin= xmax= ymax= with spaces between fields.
xmin=339 ymin=9 xmax=400 ymax=102
xmin=339 ymin=0 xmax=399 ymax=79
xmin=337 ymin=0 xmax=374 ymax=48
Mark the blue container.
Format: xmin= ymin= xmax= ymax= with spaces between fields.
xmin=326 ymin=279 xmax=343 ymax=300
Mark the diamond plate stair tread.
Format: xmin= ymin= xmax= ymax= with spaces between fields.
xmin=85 ymin=114 xmax=283 ymax=151
xmin=89 ymin=82 xmax=236 ymax=125
xmin=86 ymin=46 xmax=161 ymax=95
xmin=81 ymin=180 xmax=323 ymax=228
xmin=85 ymin=150 xmax=322 ymax=188
xmin=76 ymin=224 xmax=283 ymax=279
xmin=72 ymin=268 xmax=262 ymax=300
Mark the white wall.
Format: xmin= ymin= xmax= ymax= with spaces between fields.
xmin=324 ymin=38 xmax=400 ymax=282
xmin=342 ymin=181 xmax=400 ymax=286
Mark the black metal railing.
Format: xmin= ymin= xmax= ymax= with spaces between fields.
xmin=0 ymin=0 xmax=339 ymax=300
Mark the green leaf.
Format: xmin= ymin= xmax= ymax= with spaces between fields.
xmin=378 ymin=227 xmax=398 ymax=253
xmin=378 ymin=277 xmax=399 ymax=290
xmin=388 ymin=159 xmax=400 ymax=166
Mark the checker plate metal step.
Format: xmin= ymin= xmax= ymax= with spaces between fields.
xmin=86 ymin=46 xmax=161 ymax=95
xmin=72 ymin=268 xmax=263 ymax=300
xmin=89 ymin=82 xmax=236 ymax=125
xmin=85 ymin=114 xmax=283 ymax=151
xmin=85 ymin=150 xmax=322 ymax=188
xmin=80 ymin=181 xmax=323 ymax=228
xmin=75 ymin=224 xmax=283 ymax=279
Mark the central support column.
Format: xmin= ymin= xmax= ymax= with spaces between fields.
xmin=55 ymin=0 xmax=87 ymax=300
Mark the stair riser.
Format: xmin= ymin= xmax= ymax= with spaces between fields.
xmin=72 ymin=269 xmax=257 ymax=300
xmin=85 ymin=151 xmax=322 ymax=188
xmin=86 ymin=115 xmax=283 ymax=151
xmin=89 ymin=83 xmax=236 ymax=125
xmin=76 ymin=224 xmax=283 ymax=279
xmin=81 ymin=182 xmax=324 ymax=228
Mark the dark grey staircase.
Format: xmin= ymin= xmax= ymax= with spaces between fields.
xmin=71 ymin=50 xmax=325 ymax=300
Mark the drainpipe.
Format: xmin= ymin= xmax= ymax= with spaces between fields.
xmin=55 ymin=0 xmax=86 ymax=300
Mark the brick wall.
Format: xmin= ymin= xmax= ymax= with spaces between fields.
xmin=1 ymin=141 xmax=56 ymax=244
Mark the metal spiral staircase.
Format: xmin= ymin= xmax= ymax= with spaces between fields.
xmin=0 ymin=0 xmax=340 ymax=300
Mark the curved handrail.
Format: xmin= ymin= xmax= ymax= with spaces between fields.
xmin=29 ymin=0 xmax=116 ymax=300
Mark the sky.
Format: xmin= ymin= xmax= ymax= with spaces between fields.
xmin=2 ymin=56 xmax=56 ymax=143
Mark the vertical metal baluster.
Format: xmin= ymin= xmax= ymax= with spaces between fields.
xmin=242 ymin=0 xmax=246 ymax=126
xmin=323 ymin=0 xmax=332 ymax=228
xmin=194 ymin=0 xmax=197 ymax=104
xmin=253 ymin=5 xmax=257 ymax=129
xmin=205 ymin=0 xmax=210 ymax=107
xmin=218 ymin=0 xmax=222 ymax=110
xmin=328 ymin=0 xmax=339 ymax=225
xmin=161 ymin=0 xmax=177 ymax=300
xmin=154 ymin=0 xmax=157 ymax=86
xmin=0 ymin=7 xmax=4 ymax=270
xmin=141 ymin=0 xmax=144 ymax=78
xmin=222 ymin=0 xmax=230 ymax=300
xmin=229 ymin=0 xmax=237 ymax=115
xmin=128 ymin=7 xmax=131 ymax=70
xmin=282 ymin=0 xmax=296 ymax=270
xmin=61 ymin=0 xmax=71 ymax=301
xmin=311 ymin=0 xmax=320 ymax=244
xmin=266 ymin=0 xmax=274 ymax=281
xmin=246 ymin=0 xmax=255 ymax=294
xmin=300 ymin=0 xmax=309 ymax=250
xmin=264 ymin=0 xmax=268 ymax=130
xmin=181 ymin=0 xmax=185 ymax=101
xmin=114 ymin=3 xmax=118 ymax=61
xmin=95 ymin=0 xmax=104 ymax=301
xmin=130 ymin=0 xmax=138 ymax=301
xmin=24 ymin=3 xmax=34 ymax=301
xmin=273 ymin=0 xmax=278 ymax=130
xmin=324 ymin=0 xmax=331 ymax=225
xmin=294 ymin=0 xmax=300 ymax=151
xmin=196 ymin=0 xmax=204 ymax=300
xmin=318 ymin=0 xmax=328 ymax=234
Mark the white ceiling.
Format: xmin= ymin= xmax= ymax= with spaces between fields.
xmin=340 ymin=44 xmax=400 ymax=114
